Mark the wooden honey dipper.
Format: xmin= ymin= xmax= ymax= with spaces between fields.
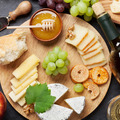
xmin=7 ymin=19 xmax=55 ymax=31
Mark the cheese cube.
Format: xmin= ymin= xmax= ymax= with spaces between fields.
xmin=17 ymin=97 xmax=26 ymax=106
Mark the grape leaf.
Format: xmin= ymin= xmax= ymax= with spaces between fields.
xmin=25 ymin=83 xmax=56 ymax=113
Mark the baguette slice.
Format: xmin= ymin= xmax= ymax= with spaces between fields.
xmin=65 ymin=24 xmax=88 ymax=47
xmin=110 ymin=1 xmax=120 ymax=13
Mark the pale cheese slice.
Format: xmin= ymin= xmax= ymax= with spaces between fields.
xmin=65 ymin=96 xmax=85 ymax=114
xmin=11 ymin=67 xmax=37 ymax=88
xmin=11 ymin=73 xmax=38 ymax=95
xmin=81 ymin=51 xmax=105 ymax=66
xmin=77 ymin=30 xmax=95 ymax=51
xmin=110 ymin=1 xmax=120 ymax=13
xmin=9 ymin=81 xmax=37 ymax=102
xmin=17 ymin=97 xmax=26 ymax=106
xmin=65 ymin=24 xmax=88 ymax=47
xmin=12 ymin=54 xmax=40 ymax=79
xmin=37 ymin=104 xmax=73 ymax=120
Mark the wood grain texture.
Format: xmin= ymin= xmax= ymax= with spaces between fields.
xmin=0 ymin=14 xmax=111 ymax=120
xmin=100 ymin=0 xmax=120 ymax=24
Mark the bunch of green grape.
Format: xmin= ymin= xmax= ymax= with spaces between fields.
xmin=64 ymin=0 xmax=99 ymax=21
xmin=42 ymin=46 xmax=70 ymax=76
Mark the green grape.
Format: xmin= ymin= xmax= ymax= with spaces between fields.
xmin=56 ymin=59 xmax=65 ymax=68
xmin=49 ymin=53 xmax=57 ymax=62
xmin=47 ymin=51 xmax=53 ymax=55
xmin=84 ymin=14 xmax=92 ymax=21
xmin=53 ymin=46 xmax=61 ymax=55
xmin=53 ymin=69 xmax=59 ymax=76
xmin=42 ymin=62 xmax=47 ymax=69
xmin=70 ymin=0 xmax=79 ymax=7
xmin=44 ymin=56 xmax=50 ymax=64
xmin=91 ymin=0 xmax=99 ymax=5
xmin=64 ymin=0 xmax=73 ymax=3
xmin=46 ymin=68 xmax=53 ymax=75
xmin=82 ymin=0 xmax=90 ymax=7
xmin=86 ymin=7 xmax=93 ymax=16
xmin=47 ymin=62 xmax=56 ymax=71
xmin=64 ymin=59 xmax=70 ymax=66
xmin=70 ymin=5 xmax=79 ymax=17
xmin=79 ymin=12 xmax=84 ymax=16
xmin=58 ymin=66 xmax=68 ymax=74
xmin=77 ymin=1 xmax=87 ymax=14
xmin=93 ymin=12 xmax=96 ymax=18
xmin=82 ymin=0 xmax=90 ymax=2
xmin=58 ymin=51 xmax=68 ymax=60
xmin=74 ymin=84 xmax=84 ymax=92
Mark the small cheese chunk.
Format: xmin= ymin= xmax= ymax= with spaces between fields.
xmin=48 ymin=83 xmax=68 ymax=102
xmin=110 ymin=1 xmax=120 ymax=13
xmin=12 ymin=54 xmax=40 ymax=79
xmin=17 ymin=97 xmax=26 ymax=106
xmin=65 ymin=96 xmax=85 ymax=114
xmin=37 ymin=104 xmax=73 ymax=120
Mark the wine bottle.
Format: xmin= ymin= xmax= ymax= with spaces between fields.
xmin=92 ymin=2 xmax=120 ymax=84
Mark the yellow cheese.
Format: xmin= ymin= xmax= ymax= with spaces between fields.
xmin=12 ymin=54 xmax=40 ymax=79
xmin=9 ymin=81 xmax=37 ymax=102
xmin=17 ymin=96 xmax=26 ymax=106
xmin=11 ymin=73 xmax=38 ymax=95
xmin=11 ymin=67 xmax=37 ymax=88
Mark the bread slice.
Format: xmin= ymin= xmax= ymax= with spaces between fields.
xmin=110 ymin=1 xmax=120 ymax=13
xmin=65 ymin=24 xmax=88 ymax=47
xmin=77 ymin=30 xmax=95 ymax=51
xmin=0 ymin=32 xmax=27 ymax=65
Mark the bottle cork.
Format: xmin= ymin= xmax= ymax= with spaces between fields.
xmin=92 ymin=2 xmax=105 ymax=17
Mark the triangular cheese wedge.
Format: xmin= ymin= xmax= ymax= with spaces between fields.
xmin=65 ymin=96 xmax=85 ymax=114
xmin=37 ymin=104 xmax=73 ymax=120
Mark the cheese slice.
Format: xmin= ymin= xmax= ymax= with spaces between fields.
xmin=11 ymin=67 xmax=37 ymax=88
xmin=37 ymin=104 xmax=73 ymax=120
xmin=65 ymin=24 xmax=88 ymax=47
xmin=65 ymin=96 xmax=85 ymax=114
xmin=110 ymin=1 xmax=120 ymax=13
xmin=17 ymin=97 xmax=26 ymax=106
xmin=48 ymin=83 xmax=68 ymax=103
xmin=11 ymin=73 xmax=38 ymax=95
xmin=9 ymin=81 xmax=37 ymax=102
xmin=12 ymin=54 xmax=40 ymax=79
xmin=77 ymin=30 xmax=95 ymax=51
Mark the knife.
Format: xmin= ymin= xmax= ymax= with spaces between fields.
xmin=0 ymin=1 xmax=32 ymax=31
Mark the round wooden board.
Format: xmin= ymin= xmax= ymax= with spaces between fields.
xmin=0 ymin=14 xmax=111 ymax=120
xmin=100 ymin=0 xmax=120 ymax=24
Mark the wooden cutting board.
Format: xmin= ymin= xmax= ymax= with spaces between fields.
xmin=100 ymin=0 xmax=120 ymax=24
xmin=0 ymin=14 xmax=111 ymax=120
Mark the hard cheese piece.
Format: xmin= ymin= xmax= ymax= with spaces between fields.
xmin=48 ymin=83 xmax=68 ymax=103
xmin=65 ymin=96 xmax=85 ymax=114
xmin=65 ymin=24 xmax=88 ymax=47
xmin=12 ymin=54 xmax=40 ymax=79
xmin=11 ymin=67 xmax=37 ymax=88
xmin=77 ymin=30 xmax=95 ymax=51
xmin=9 ymin=81 xmax=37 ymax=102
xmin=17 ymin=97 xmax=26 ymax=106
xmin=37 ymin=104 xmax=73 ymax=120
xmin=110 ymin=1 xmax=120 ymax=13
xmin=11 ymin=73 xmax=38 ymax=95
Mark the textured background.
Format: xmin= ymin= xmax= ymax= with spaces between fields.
xmin=0 ymin=0 xmax=120 ymax=120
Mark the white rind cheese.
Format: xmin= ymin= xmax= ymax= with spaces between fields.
xmin=37 ymin=104 xmax=73 ymax=120
xmin=48 ymin=83 xmax=68 ymax=103
xmin=65 ymin=96 xmax=85 ymax=114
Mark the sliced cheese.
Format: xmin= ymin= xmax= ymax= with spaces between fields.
xmin=77 ymin=30 xmax=95 ymax=51
xmin=11 ymin=73 xmax=38 ymax=95
xmin=17 ymin=97 xmax=26 ymax=106
xmin=11 ymin=67 xmax=37 ymax=88
xmin=65 ymin=24 xmax=88 ymax=47
xmin=37 ymin=104 xmax=73 ymax=120
xmin=65 ymin=96 xmax=85 ymax=114
xmin=12 ymin=54 xmax=40 ymax=79
xmin=110 ymin=1 xmax=120 ymax=13
xmin=48 ymin=83 xmax=68 ymax=103
xmin=9 ymin=81 xmax=37 ymax=102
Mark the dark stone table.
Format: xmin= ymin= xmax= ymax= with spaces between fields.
xmin=0 ymin=0 xmax=120 ymax=120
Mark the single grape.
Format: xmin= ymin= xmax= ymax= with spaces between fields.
xmin=93 ymin=12 xmax=96 ymax=18
xmin=38 ymin=0 xmax=47 ymax=6
xmin=48 ymin=51 xmax=54 ymax=55
xmin=70 ymin=0 xmax=79 ymax=7
xmin=77 ymin=1 xmax=87 ymax=14
xmin=64 ymin=59 xmax=70 ymax=66
xmin=49 ymin=53 xmax=57 ymax=62
xmin=53 ymin=46 xmax=61 ymax=55
xmin=54 ymin=0 xmax=63 ymax=3
xmin=42 ymin=62 xmax=47 ymax=69
xmin=47 ymin=0 xmax=55 ymax=9
xmin=56 ymin=59 xmax=65 ymax=67
xmin=70 ymin=5 xmax=79 ymax=17
xmin=56 ymin=3 xmax=65 ymax=12
xmin=82 ymin=0 xmax=90 ymax=2
xmin=84 ymin=14 xmax=92 ymax=21
xmin=74 ymin=84 xmax=84 ymax=93
xmin=91 ymin=0 xmax=99 ymax=5
xmin=63 ymin=2 xmax=70 ymax=9
xmin=44 ymin=56 xmax=50 ymax=64
xmin=86 ymin=7 xmax=93 ymax=16
xmin=79 ymin=12 xmax=84 ymax=16
xmin=47 ymin=62 xmax=56 ymax=71
xmin=58 ymin=51 xmax=68 ymax=60
xmin=64 ymin=0 xmax=73 ymax=3
xmin=58 ymin=66 xmax=68 ymax=74
xmin=46 ymin=67 xmax=53 ymax=75
xmin=53 ymin=69 xmax=59 ymax=76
